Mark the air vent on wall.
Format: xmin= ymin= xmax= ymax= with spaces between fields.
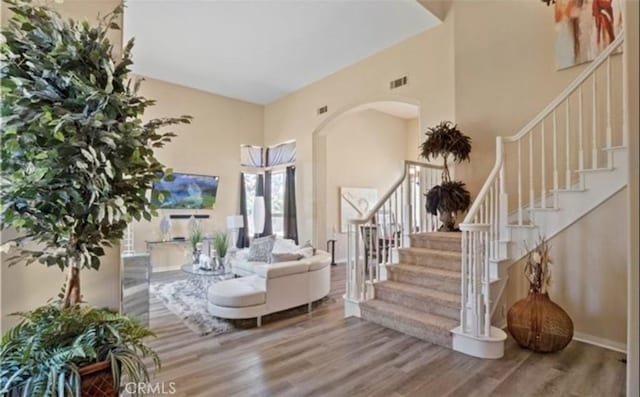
xmin=317 ymin=105 xmax=328 ymax=115
xmin=389 ymin=76 xmax=408 ymax=90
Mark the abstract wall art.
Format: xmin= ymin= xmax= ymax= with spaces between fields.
xmin=555 ymin=0 xmax=623 ymax=69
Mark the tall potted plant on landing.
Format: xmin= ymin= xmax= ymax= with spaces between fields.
xmin=0 ymin=1 xmax=191 ymax=395
xmin=420 ymin=121 xmax=472 ymax=231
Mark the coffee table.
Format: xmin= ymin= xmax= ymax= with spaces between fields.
xmin=180 ymin=264 xmax=234 ymax=298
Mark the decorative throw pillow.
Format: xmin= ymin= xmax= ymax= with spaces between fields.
xmin=247 ymin=235 xmax=276 ymax=262
xmin=271 ymin=252 xmax=304 ymax=263
xmin=272 ymin=238 xmax=299 ymax=254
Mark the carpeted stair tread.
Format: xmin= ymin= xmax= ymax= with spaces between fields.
xmin=375 ymin=281 xmax=461 ymax=307
xmin=399 ymin=247 xmax=462 ymax=258
xmin=360 ymin=300 xmax=455 ymax=347
xmin=387 ymin=264 xmax=461 ymax=294
xmin=398 ymin=247 xmax=462 ymax=271
xmin=410 ymin=232 xmax=462 ymax=240
xmin=409 ymin=232 xmax=462 ymax=252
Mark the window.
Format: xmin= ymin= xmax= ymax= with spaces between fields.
xmin=243 ymin=171 xmax=286 ymax=237
xmin=271 ymin=171 xmax=286 ymax=236
xmin=240 ymin=140 xmax=296 ymax=238
xmin=244 ymin=173 xmax=258 ymax=237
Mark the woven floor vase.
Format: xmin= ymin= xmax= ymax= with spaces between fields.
xmin=507 ymin=292 xmax=574 ymax=353
xmin=79 ymin=361 xmax=117 ymax=397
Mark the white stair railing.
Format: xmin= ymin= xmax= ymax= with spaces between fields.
xmin=459 ymin=32 xmax=625 ymax=339
xmin=344 ymin=161 xmax=443 ymax=314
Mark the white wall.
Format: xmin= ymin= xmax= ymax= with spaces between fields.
xmin=130 ymin=77 xmax=264 ymax=271
xmin=624 ymin=0 xmax=639 ymax=393
xmin=264 ymin=17 xmax=456 ymax=245
xmin=1 ymin=230 xmax=121 ymax=332
xmin=318 ymin=109 xmax=415 ymax=260
xmin=503 ymin=189 xmax=628 ymax=350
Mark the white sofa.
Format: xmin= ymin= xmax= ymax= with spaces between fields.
xmin=207 ymin=250 xmax=331 ymax=326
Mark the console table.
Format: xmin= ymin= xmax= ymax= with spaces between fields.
xmin=145 ymin=237 xmax=215 ymax=272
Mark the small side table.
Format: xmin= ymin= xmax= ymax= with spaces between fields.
xmin=326 ymin=239 xmax=337 ymax=266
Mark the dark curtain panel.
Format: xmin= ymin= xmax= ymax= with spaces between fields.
xmin=262 ymin=170 xmax=273 ymax=237
xmin=284 ymin=166 xmax=298 ymax=244
xmin=255 ymin=174 xmax=265 ymax=238
xmin=237 ymin=173 xmax=250 ymax=248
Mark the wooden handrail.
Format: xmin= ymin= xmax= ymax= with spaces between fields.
xmin=463 ymin=32 xmax=624 ymax=225
xmin=348 ymin=161 xmax=443 ymax=225
xmin=504 ymin=32 xmax=624 ymax=143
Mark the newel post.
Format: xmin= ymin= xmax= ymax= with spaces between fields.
xmin=344 ymin=220 xmax=364 ymax=317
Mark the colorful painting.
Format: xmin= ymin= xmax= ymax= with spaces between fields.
xmin=152 ymin=173 xmax=219 ymax=209
xmin=340 ymin=187 xmax=378 ymax=233
xmin=555 ymin=0 xmax=623 ymax=69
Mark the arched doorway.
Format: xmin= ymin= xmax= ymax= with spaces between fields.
xmin=311 ymin=98 xmax=421 ymax=261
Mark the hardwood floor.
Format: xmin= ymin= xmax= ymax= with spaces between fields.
xmin=146 ymin=265 xmax=626 ymax=397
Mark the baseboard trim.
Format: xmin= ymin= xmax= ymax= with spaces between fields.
xmin=573 ymin=332 xmax=627 ymax=353
xmin=496 ymin=323 xmax=626 ymax=353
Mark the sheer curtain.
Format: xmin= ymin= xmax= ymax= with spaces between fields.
xmin=266 ymin=141 xmax=296 ymax=167
xmin=240 ymin=145 xmax=263 ymax=167
xmin=284 ymin=166 xmax=298 ymax=244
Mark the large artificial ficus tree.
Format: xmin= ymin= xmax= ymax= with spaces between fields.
xmin=0 ymin=0 xmax=191 ymax=306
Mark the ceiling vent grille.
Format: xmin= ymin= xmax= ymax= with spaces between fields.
xmin=390 ymin=76 xmax=408 ymax=90
xmin=317 ymin=105 xmax=328 ymax=115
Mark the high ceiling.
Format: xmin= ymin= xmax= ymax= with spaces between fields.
xmin=123 ymin=1 xmax=440 ymax=105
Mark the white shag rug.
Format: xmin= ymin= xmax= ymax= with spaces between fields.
xmin=150 ymin=279 xmax=237 ymax=336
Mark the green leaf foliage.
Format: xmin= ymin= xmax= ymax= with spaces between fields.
xmin=213 ymin=231 xmax=228 ymax=258
xmin=189 ymin=228 xmax=202 ymax=251
xmin=420 ymin=121 xmax=472 ymax=164
xmin=0 ymin=305 xmax=159 ymax=397
xmin=0 ymin=0 xmax=192 ymax=269
xmin=425 ymin=181 xmax=471 ymax=215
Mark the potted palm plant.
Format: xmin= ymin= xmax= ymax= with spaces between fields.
xmin=213 ymin=232 xmax=229 ymax=272
xmin=189 ymin=227 xmax=204 ymax=265
xmin=0 ymin=1 xmax=191 ymax=395
xmin=420 ymin=121 xmax=472 ymax=231
xmin=1 ymin=305 xmax=159 ymax=396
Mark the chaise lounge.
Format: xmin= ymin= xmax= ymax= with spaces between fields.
xmin=207 ymin=250 xmax=331 ymax=326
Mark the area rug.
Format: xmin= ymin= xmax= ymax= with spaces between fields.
xmin=150 ymin=279 xmax=333 ymax=336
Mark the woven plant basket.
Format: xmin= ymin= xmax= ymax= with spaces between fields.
xmin=507 ymin=292 xmax=574 ymax=353
xmin=79 ymin=361 xmax=117 ymax=397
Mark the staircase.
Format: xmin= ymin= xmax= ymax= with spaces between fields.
xmin=344 ymin=32 xmax=628 ymax=359
xmin=360 ymin=233 xmax=461 ymax=348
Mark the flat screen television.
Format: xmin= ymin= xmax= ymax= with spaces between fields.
xmin=152 ymin=173 xmax=219 ymax=209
